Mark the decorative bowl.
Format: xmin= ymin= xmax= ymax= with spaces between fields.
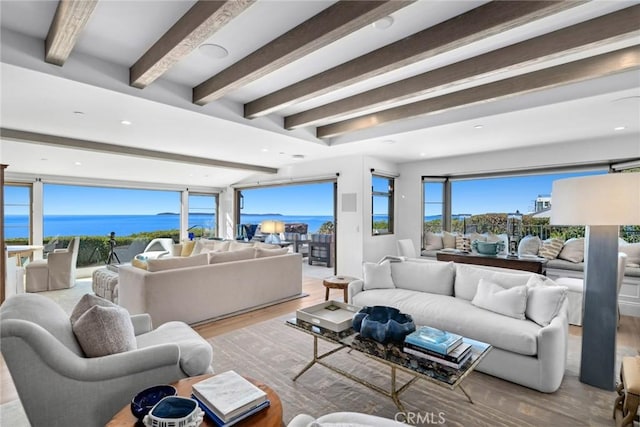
xmin=131 ymin=384 xmax=177 ymax=420
xmin=472 ymin=240 xmax=505 ymax=256
xmin=142 ymin=396 xmax=204 ymax=427
xmin=352 ymin=306 xmax=416 ymax=344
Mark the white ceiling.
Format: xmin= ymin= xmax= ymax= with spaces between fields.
xmin=1 ymin=0 xmax=639 ymax=190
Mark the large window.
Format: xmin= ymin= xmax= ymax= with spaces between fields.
xmin=423 ymin=179 xmax=445 ymax=234
xmin=372 ymin=175 xmax=394 ymax=235
xmin=4 ymin=184 xmax=31 ymax=243
xmin=188 ymin=193 xmax=218 ymax=238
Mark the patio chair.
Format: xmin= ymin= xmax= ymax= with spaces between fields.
xmin=25 ymin=236 xmax=79 ymax=291
xmin=308 ymin=233 xmax=334 ymax=267
xmin=0 ymin=293 xmax=213 ymax=427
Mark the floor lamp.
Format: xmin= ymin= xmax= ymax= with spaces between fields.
xmin=550 ymin=172 xmax=640 ymax=390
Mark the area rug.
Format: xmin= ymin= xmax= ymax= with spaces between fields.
xmin=209 ymin=317 xmax=635 ymax=426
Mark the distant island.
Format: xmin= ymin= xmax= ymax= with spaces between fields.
xmin=156 ymin=212 xmax=283 ymax=216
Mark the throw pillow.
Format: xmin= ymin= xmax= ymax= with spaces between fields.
xmin=70 ymin=293 xmax=119 ymax=324
xmin=558 ymin=238 xmax=585 ymax=263
xmin=362 ymin=260 xmax=395 ymax=290
xmin=255 ymin=247 xmax=288 ymax=258
xmin=518 ymin=235 xmax=541 ymax=257
xmin=228 ymin=240 xmax=255 ymax=251
xmin=455 ymin=235 xmax=471 ymax=252
xmin=181 ymin=240 xmax=196 ymax=257
xmin=208 ymin=247 xmax=255 ymax=264
xmin=72 ymin=305 xmax=136 ymax=357
xmin=146 ymin=253 xmax=209 ymax=272
xmin=538 ymin=238 xmax=565 ymax=260
xmin=254 ymin=242 xmax=281 ymax=250
xmin=424 ymin=232 xmax=443 ymax=250
xmin=525 ymin=275 xmax=567 ymax=327
xmin=471 ymin=279 xmax=528 ymax=320
xmin=619 ymin=242 xmax=640 ymax=265
xmin=442 ymin=231 xmax=457 ymax=249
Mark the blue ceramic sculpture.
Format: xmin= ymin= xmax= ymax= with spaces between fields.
xmin=130 ymin=384 xmax=177 ymax=420
xmin=353 ymin=306 xmax=416 ymax=344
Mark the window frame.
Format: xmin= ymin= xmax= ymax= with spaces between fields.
xmin=371 ymin=174 xmax=394 ymax=236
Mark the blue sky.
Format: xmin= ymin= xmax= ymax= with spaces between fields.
xmin=6 ymin=171 xmax=605 ymax=216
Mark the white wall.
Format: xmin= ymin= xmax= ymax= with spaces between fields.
xmin=395 ymin=135 xmax=640 ymax=252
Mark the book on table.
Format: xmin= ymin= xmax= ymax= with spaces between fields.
xmin=403 ymin=345 xmax=472 ymax=369
xmin=192 ymin=396 xmax=270 ymax=427
xmin=191 ymin=370 xmax=268 ymax=424
xmin=404 ymin=341 xmax=472 ymax=363
xmin=404 ymin=326 xmax=463 ymax=355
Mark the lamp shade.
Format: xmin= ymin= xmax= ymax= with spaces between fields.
xmin=260 ymin=220 xmax=285 ymax=234
xmin=550 ymin=172 xmax=640 ymax=226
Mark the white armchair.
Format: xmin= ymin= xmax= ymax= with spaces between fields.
xmin=0 ymin=293 xmax=213 ymax=427
xmin=25 ymin=236 xmax=79 ymax=291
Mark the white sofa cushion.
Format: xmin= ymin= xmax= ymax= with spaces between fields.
xmin=442 ymin=231 xmax=457 ymax=249
xmin=352 ymin=288 xmax=539 ymax=355
xmin=363 ymin=260 xmax=395 ymax=290
xmin=146 ymin=253 xmax=209 ymax=272
xmin=424 ymin=232 xmax=443 ymax=250
xmin=525 ymin=276 xmax=568 ymax=327
xmin=518 ymin=235 xmax=541 ymax=256
xmin=558 ymin=238 xmax=585 ymax=263
xmin=453 ymin=263 xmax=531 ymax=301
xmin=391 ymin=260 xmax=454 ymax=295
xmin=192 ymin=239 xmax=229 ymax=255
xmin=619 ymin=242 xmax=640 ymax=265
xmin=208 ymin=247 xmax=255 ymax=264
xmin=255 ymin=247 xmax=288 ymax=258
xmin=228 ymin=241 xmax=255 ymax=251
xmin=471 ymin=279 xmax=527 ymax=320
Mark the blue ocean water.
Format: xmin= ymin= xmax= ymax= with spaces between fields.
xmin=4 ymin=214 xmax=349 ymax=239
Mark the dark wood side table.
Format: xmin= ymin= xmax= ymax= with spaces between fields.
xmin=323 ymin=276 xmax=358 ymax=302
xmin=106 ymin=374 xmax=283 ymax=427
xmin=436 ymin=251 xmax=546 ymax=275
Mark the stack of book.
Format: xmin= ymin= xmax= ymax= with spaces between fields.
xmin=191 ymin=370 xmax=269 ymax=426
xmin=403 ymin=326 xmax=472 ymax=369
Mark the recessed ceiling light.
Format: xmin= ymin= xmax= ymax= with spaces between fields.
xmin=41 ymin=158 xmax=48 ymax=161
xmin=74 ymin=161 xmax=82 ymax=166
xmin=614 ymin=126 xmax=626 ymax=131
xmin=120 ymin=120 xmax=132 ymax=125
xmin=381 ymin=139 xmax=396 ymax=145
xmin=419 ymin=152 xmax=426 ymax=157
xmin=261 ymin=148 xmax=269 ymax=152
xmin=372 ymin=16 xmax=394 ymax=30
xmin=292 ymin=154 xmax=305 ymax=159
xmin=199 ymin=44 xmax=229 ymax=59
xmin=474 ymin=124 xmax=483 ymax=129
xmin=73 ymin=111 xmax=84 ymax=115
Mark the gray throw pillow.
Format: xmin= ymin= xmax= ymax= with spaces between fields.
xmin=72 ymin=305 xmax=137 ymax=357
xmin=70 ymin=293 xmax=118 ymax=324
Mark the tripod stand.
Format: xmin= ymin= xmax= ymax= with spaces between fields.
xmin=106 ymin=234 xmax=120 ymax=265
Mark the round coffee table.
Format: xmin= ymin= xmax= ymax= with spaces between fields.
xmin=323 ymin=275 xmax=357 ymax=302
xmin=106 ymin=374 xmax=282 ymax=426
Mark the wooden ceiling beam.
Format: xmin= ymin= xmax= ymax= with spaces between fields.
xmin=286 ymin=5 xmax=640 ymax=130
xmin=45 ymin=0 xmax=98 ymax=66
xmin=245 ymin=0 xmax=582 ymax=119
xmin=130 ymin=0 xmax=255 ymax=89
xmin=316 ymin=45 xmax=640 ymax=139
xmin=0 ymin=128 xmax=277 ymax=174
xmin=192 ymin=0 xmax=413 ymax=106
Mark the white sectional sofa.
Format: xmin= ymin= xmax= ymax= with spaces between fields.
xmin=348 ymin=258 xmax=568 ymax=393
xmin=118 ymin=247 xmax=303 ymax=326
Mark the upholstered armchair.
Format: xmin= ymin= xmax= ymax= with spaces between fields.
xmin=0 ymin=293 xmax=213 ymax=427
xmin=25 ymin=236 xmax=79 ymax=292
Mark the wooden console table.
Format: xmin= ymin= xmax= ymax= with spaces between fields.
xmin=436 ymin=251 xmax=546 ymax=275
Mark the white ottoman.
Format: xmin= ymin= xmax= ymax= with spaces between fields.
xmin=92 ymin=267 xmax=119 ymax=303
xmin=555 ymin=277 xmax=584 ymax=326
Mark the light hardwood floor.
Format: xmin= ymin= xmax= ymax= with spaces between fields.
xmin=2 ymin=275 xmax=639 ymax=410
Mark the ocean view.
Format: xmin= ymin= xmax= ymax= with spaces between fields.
xmin=4 ymin=214 xmax=341 ymax=239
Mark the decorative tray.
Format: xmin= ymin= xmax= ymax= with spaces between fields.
xmin=296 ymin=300 xmax=361 ymax=332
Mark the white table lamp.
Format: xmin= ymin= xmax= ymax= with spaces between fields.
xmin=551 ymin=172 xmax=640 ymax=390
xmin=261 ymin=220 xmax=285 ymax=244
